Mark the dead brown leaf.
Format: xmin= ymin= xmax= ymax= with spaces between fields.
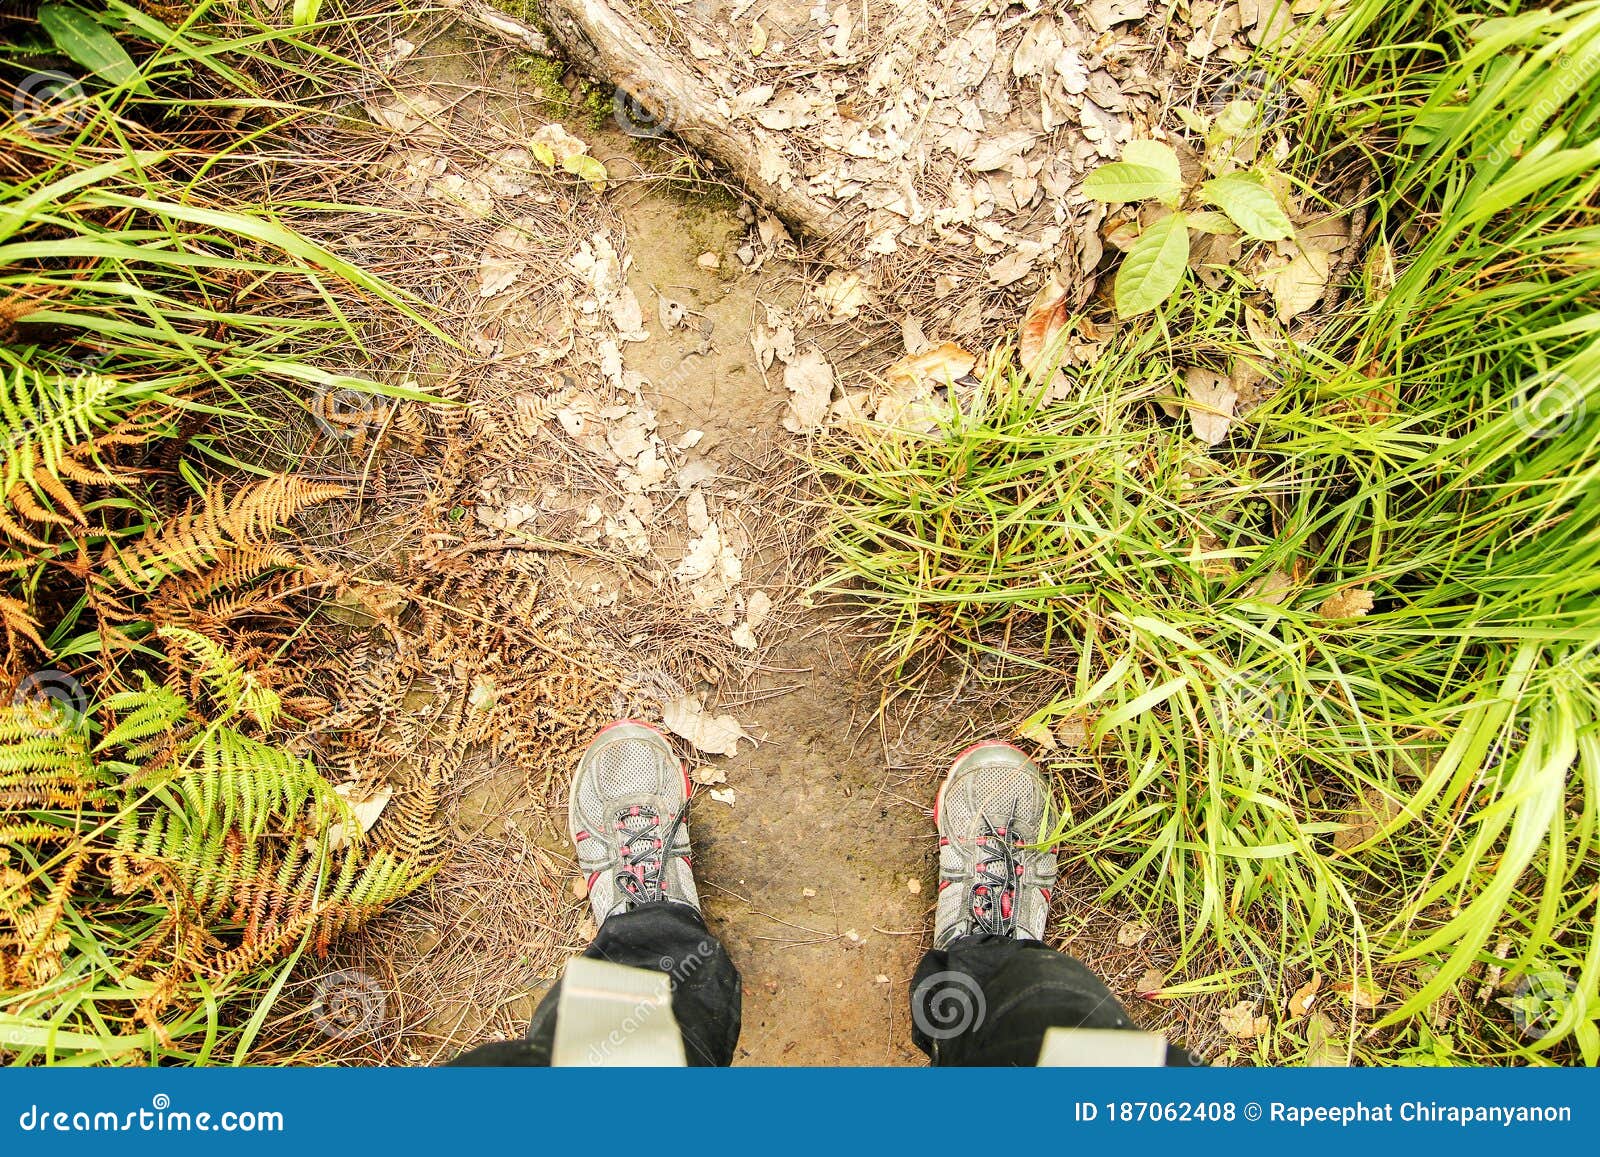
xmin=886 ymin=342 xmax=978 ymax=391
xmin=1331 ymin=977 xmax=1384 ymax=1010
xmin=1219 ymin=999 xmax=1269 ymax=1038
xmin=1333 ymin=787 xmax=1400 ymax=852
xmin=1317 ymin=587 xmax=1375 ymax=620
xmin=1184 ymin=367 xmax=1239 ymax=446
xmin=1019 ymin=274 xmax=1070 ymax=382
xmin=1286 ymin=972 xmax=1323 ymax=1020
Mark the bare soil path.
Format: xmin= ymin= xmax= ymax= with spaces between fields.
xmin=605 ymin=177 xmax=932 ymax=1064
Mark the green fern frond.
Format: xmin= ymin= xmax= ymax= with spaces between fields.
xmin=157 ymin=627 xmax=280 ymax=727
xmin=0 ymin=353 xmax=155 ymax=498
xmin=96 ymin=678 xmax=188 ymax=755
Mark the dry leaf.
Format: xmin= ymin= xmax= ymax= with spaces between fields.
xmin=709 ymin=787 xmax=737 ymax=805
xmin=885 ymin=342 xmax=977 ymax=390
xmin=1318 ymin=587 xmax=1374 ymax=620
xmin=1219 ymin=999 xmax=1269 ymax=1038
xmin=1019 ymin=274 xmax=1070 ymax=382
xmin=366 ymin=92 xmax=447 ymax=142
xmin=478 ymin=225 xmax=531 ymax=297
xmin=1184 ymin=367 xmax=1238 ymax=446
xmin=662 ymin=694 xmax=750 ymax=758
xmin=1333 ymin=787 xmax=1399 ymax=851
xmin=1016 ymin=719 xmax=1056 ymax=750
xmin=1259 ymin=246 xmax=1331 ymax=321
xmin=815 ymin=270 xmax=867 ymax=319
xmin=1304 ymin=1011 xmax=1347 ymax=1067
xmin=690 ymin=766 xmax=728 ymax=786
xmin=1286 ymin=972 xmax=1323 ymax=1020
xmin=781 ymin=347 xmax=835 ymax=433
xmin=1135 ymin=968 xmax=1166 ymax=998
xmin=317 ymin=783 xmax=393 ymax=852
xmin=1331 ymin=977 xmax=1384 ymax=1010
xmin=531 ymin=121 xmax=590 ymax=164
xmin=748 ymin=19 xmax=767 ymax=56
xmin=1116 ymin=919 xmax=1152 ymax=947
xmin=745 ymin=590 xmax=773 ymax=630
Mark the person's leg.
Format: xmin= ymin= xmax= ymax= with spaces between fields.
xmin=910 ymin=740 xmax=1192 ymax=1066
xmin=450 ymin=721 xmax=741 ymax=1066
xmin=520 ymin=901 xmax=740 ymax=1065
xmin=912 ymin=935 xmax=1192 ymax=1065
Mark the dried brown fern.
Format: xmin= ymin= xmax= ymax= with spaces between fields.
xmin=98 ymin=477 xmax=346 ymax=594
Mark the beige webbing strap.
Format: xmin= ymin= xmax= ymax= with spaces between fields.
xmin=551 ymin=957 xmax=687 ymax=1067
xmin=1036 ymin=1026 xmax=1169 ymax=1066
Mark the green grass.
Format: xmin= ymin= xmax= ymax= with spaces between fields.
xmin=814 ymin=0 xmax=1600 ymax=1064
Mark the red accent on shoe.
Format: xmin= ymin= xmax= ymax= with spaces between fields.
xmin=938 ymin=879 xmax=950 ymax=891
xmin=587 ymin=870 xmax=602 ymax=890
xmin=1041 ymin=887 xmax=1052 ymax=904
xmin=575 ymin=830 xmax=590 ymax=842
xmin=1001 ymin=892 xmax=1013 ymax=920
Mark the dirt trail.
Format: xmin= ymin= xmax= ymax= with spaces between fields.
xmin=606 ymin=176 xmax=932 ymax=1064
xmin=693 ymin=627 xmax=931 ymax=1066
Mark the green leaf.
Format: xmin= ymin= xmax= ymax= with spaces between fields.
xmin=38 ymin=4 xmax=145 ymax=93
xmin=1185 ymin=211 xmax=1237 ymax=235
xmin=561 ymin=152 xmax=608 ymax=190
xmin=1114 ymin=212 xmax=1190 ymax=318
xmin=529 ymin=140 xmax=556 ymax=168
xmin=1122 ymin=139 xmax=1182 ymax=188
xmin=291 ymin=0 xmax=324 ymax=26
xmin=1210 ymin=100 xmax=1257 ymax=143
xmin=1200 ymin=174 xmax=1293 ymax=241
xmin=1082 ymin=148 xmax=1183 ymax=207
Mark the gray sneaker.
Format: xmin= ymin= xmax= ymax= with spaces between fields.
xmin=933 ymin=740 xmax=1059 ymax=948
xmin=570 ymin=720 xmax=699 ymax=923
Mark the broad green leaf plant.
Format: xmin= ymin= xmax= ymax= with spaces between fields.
xmin=1083 ymin=102 xmax=1294 ymax=317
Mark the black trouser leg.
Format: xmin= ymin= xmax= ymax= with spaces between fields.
xmin=911 ymin=934 xmax=1192 ymax=1066
xmin=449 ymin=902 xmax=741 ymax=1066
